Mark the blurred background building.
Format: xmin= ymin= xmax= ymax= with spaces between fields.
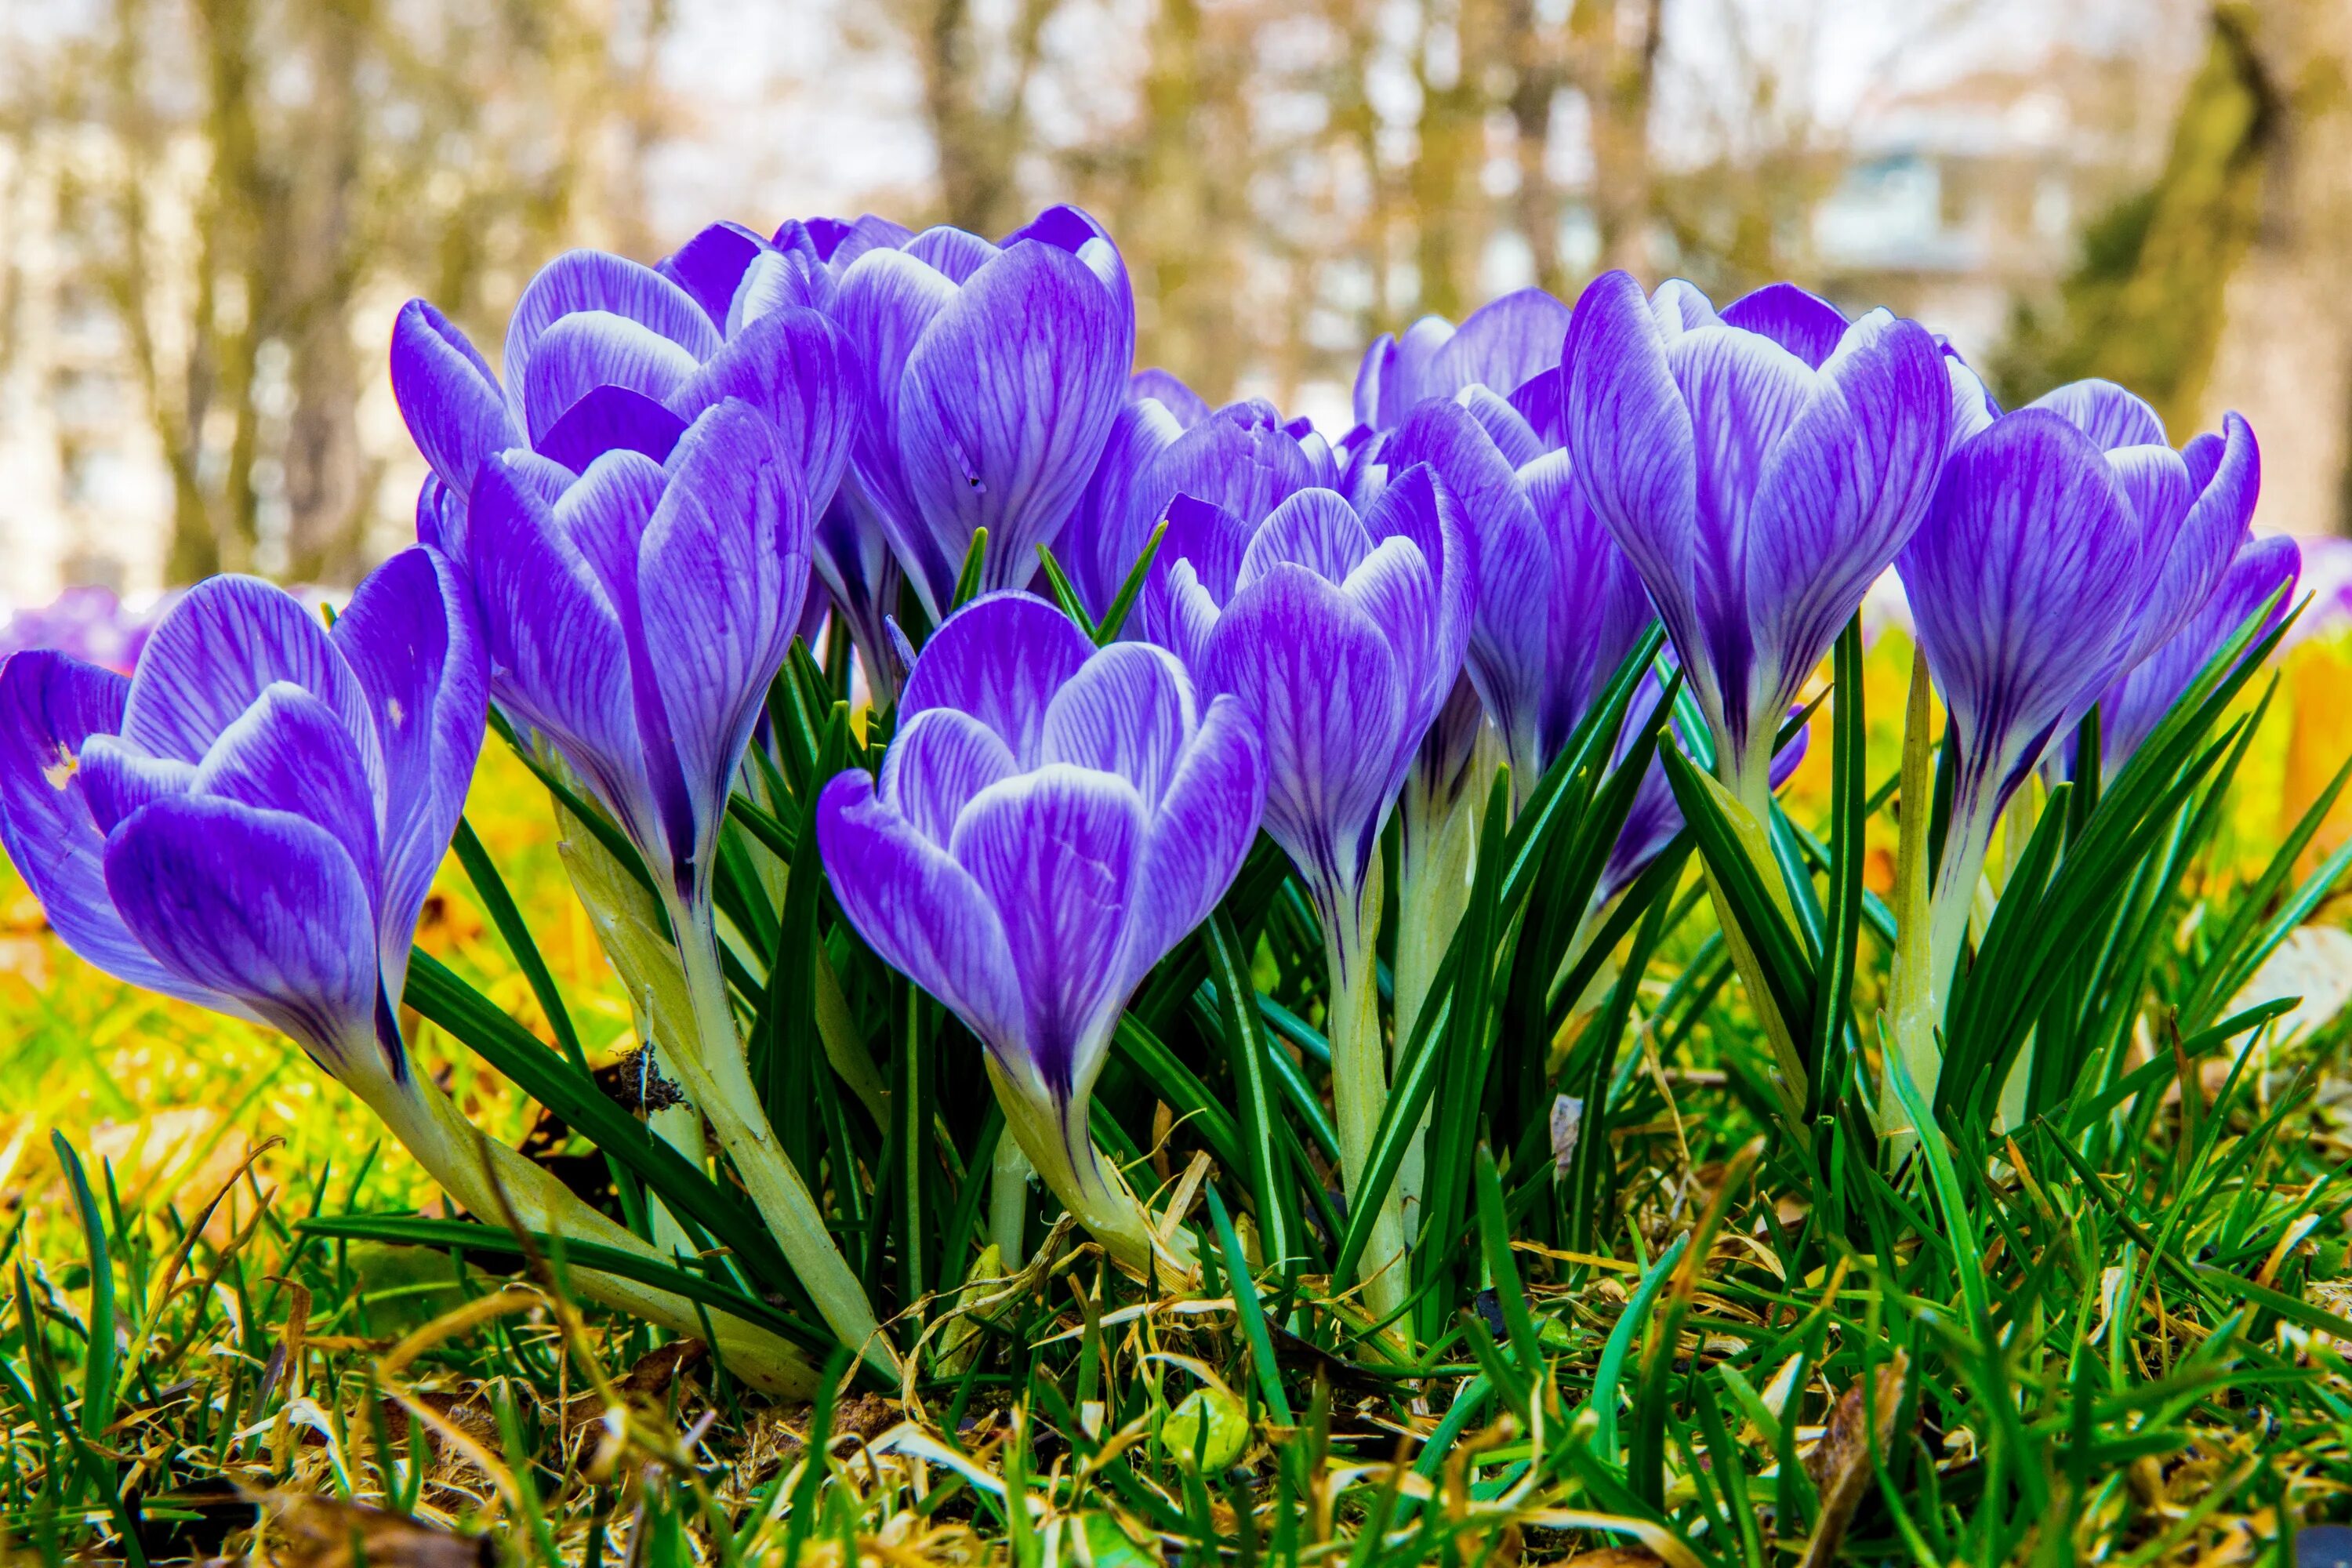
xmin=0 ymin=0 xmax=2342 ymax=611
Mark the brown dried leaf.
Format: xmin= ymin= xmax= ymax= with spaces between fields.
xmin=1796 ymin=1349 xmax=1911 ymax=1568
xmin=258 ymin=1493 xmax=489 ymax=1568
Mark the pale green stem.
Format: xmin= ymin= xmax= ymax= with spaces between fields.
xmin=667 ymin=902 xmax=895 ymax=1378
xmin=1394 ymin=729 xmax=1494 ymax=1243
xmin=991 ymin=1129 xmax=1034 ymax=1269
xmin=635 ymin=998 xmax=704 ymax=1262
xmin=986 ymin=1058 xmax=1193 ymax=1283
xmin=358 ymin=1067 xmax=816 ymax=1396
xmin=1324 ymin=854 xmax=1410 ymax=1338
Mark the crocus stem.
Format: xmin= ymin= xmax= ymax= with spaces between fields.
xmin=1394 ymin=724 xmax=1494 ymax=1244
xmin=991 ymin=1131 xmax=1033 ymax=1269
xmin=361 ymin=1073 xmax=816 ymax=1396
xmin=1696 ymin=746 xmax=1809 ymax=1137
xmin=986 ymin=1059 xmax=1192 ymax=1283
xmin=1881 ymin=648 xmax=1941 ymax=1150
xmin=666 ymin=905 xmax=895 ymax=1378
xmin=1324 ymin=855 xmax=1410 ymax=1341
xmin=634 ymin=996 xmax=704 ymax=1261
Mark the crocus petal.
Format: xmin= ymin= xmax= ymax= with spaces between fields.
xmin=878 ymin=706 xmax=1019 ymax=847
xmin=901 ymin=592 xmax=1095 ymax=767
xmin=1668 ymin=326 xmax=1815 ymax=702
xmin=2126 ymin=413 xmax=2259 ymax=667
xmin=75 ymin=735 xmax=195 ymax=836
xmin=331 ymin=546 xmax=485 ymax=989
xmin=1040 ymin=641 xmax=1197 ymax=808
xmin=501 ymin=251 xmax=720 ymax=430
xmin=191 ymin=684 xmax=381 ymax=894
xmin=949 ymin=765 xmax=1146 ymax=1099
xmin=122 ymin=577 xmax=379 ymax=786
xmin=105 ymin=796 xmax=385 ymax=1073
xmin=1383 ymin=401 xmax=1546 ymax=761
xmin=896 ymin=241 xmax=1131 ymax=599
xmin=466 ymin=456 xmax=651 ymax=842
xmin=1719 ymin=281 xmax=1848 ymax=369
xmin=1458 ymin=386 xmax=1547 ymax=469
xmin=1204 ymin=564 xmax=1410 ymax=897
xmin=904 ymin=226 xmax=998 ymax=283
xmin=1900 ymin=410 xmax=2145 ymax=807
xmin=659 ymin=220 xmax=771 ymax=329
xmin=2030 ymin=379 xmax=2165 ymax=452
xmin=521 ymin=311 xmax=703 ymax=446
xmin=1651 ymin=279 xmax=1718 ymax=334
xmin=1069 ymin=397 xmax=1184 ymax=617
xmin=1421 ymin=288 xmax=1571 ymax=401
xmin=1508 ymin=368 xmax=1565 ymax=449
xmin=1340 ymin=535 xmax=1445 ymax=702
xmin=804 ymin=213 xmax=912 ymax=267
xmin=1131 ymin=368 xmax=1209 ymax=427
xmin=2103 ymin=532 xmax=2299 ymax=765
xmin=1361 ymin=463 xmax=1476 ymax=719
xmin=830 ymin=249 xmax=960 ymax=604
xmin=1565 ymin=271 xmax=1704 ymax=704
xmin=637 ymin=401 xmax=811 ymax=887
xmin=1240 ymin=488 xmax=1375 ymax=591
xmin=818 ymin=772 xmax=1028 ymax=1069
xmin=1145 ymin=406 xmax=1323 ymax=572
xmin=390 ymin=299 xmax=514 ymax=495
xmin=1374 ymin=317 xmax=1457 ymax=429
xmin=1743 ymin=310 xmax=1949 ymax=724
xmin=670 ymin=306 xmax=855 ymax=513
xmin=0 ymin=652 xmax=233 ymax=1011
xmin=1523 ymin=450 xmax=1655 ymax=768
xmin=535 ymin=387 xmax=690 ymax=472
xmin=728 ymin=249 xmax=831 ymax=331
xmin=1353 ymin=332 xmax=1399 ymax=430
xmin=1127 ymin=693 xmax=1265 ymax=971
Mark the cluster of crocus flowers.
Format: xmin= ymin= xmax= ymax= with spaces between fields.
xmin=0 ymin=555 xmax=815 ymax=1392
xmin=0 ymin=196 xmax=2297 ymax=1370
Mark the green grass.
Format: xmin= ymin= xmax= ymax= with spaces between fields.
xmin=2 ymin=626 xmax=2350 ymax=1566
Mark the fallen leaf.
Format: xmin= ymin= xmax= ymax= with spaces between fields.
xmin=258 ymin=1492 xmax=490 ymax=1568
xmin=1796 ymin=1349 xmax=1910 ymax=1567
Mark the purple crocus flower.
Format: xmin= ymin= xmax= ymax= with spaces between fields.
xmin=1353 ymin=288 xmax=1573 ymax=441
xmin=0 ymin=554 xmax=478 ymax=1081
xmin=1898 ymin=408 xmax=2179 ymax=1026
xmin=1361 ymin=395 xmax=1652 ymax=792
xmin=464 ymin=401 xmax=810 ymax=908
xmin=0 ymin=586 xmax=159 ymax=675
xmin=652 ymin=216 xmax=918 ymax=689
xmin=1563 ymin=273 xmax=1951 ymax=823
xmin=456 ymin=394 xmax=891 ymax=1365
xmin=390 ymin=241 xmax=852 ymax=579
xmin=0 ymin=554 xmax=821 ymax=1390
xmin=817 ymin=593 xmax=1264 ymax=1277
xmin=826 ymin=206 xmax=1136 ymax=619
xmin=1137 ymin=466 xmax=1472 ymax=1321
xmin=2027 ymin=380 xmax=2261 ymax=681
xmin=1066 ymin=375 xmax=1336 ymax=620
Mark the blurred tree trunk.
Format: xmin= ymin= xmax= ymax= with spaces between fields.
xmin=278 ymin=0 xmax=369 ymax=584
xmin=1116 ymin=0 xmax=1250 ymax=394
xmin=1571 ymin=0 xmax=1661 ymax=277
xmin=1988 ymin=10 xmax=2272 ymax=448
xmin=1410 ymin=0 xmax=1494 ymax=321
xmin=35 ymin=0 xmax=670 ymax=587
xmin=907 ymin=0 xmax=1061 ymax=235
xmin=1503 ymin=0 xmax=1566 ymax=298
xmin=2195 ymin=0 xmax=2352 ymax=536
